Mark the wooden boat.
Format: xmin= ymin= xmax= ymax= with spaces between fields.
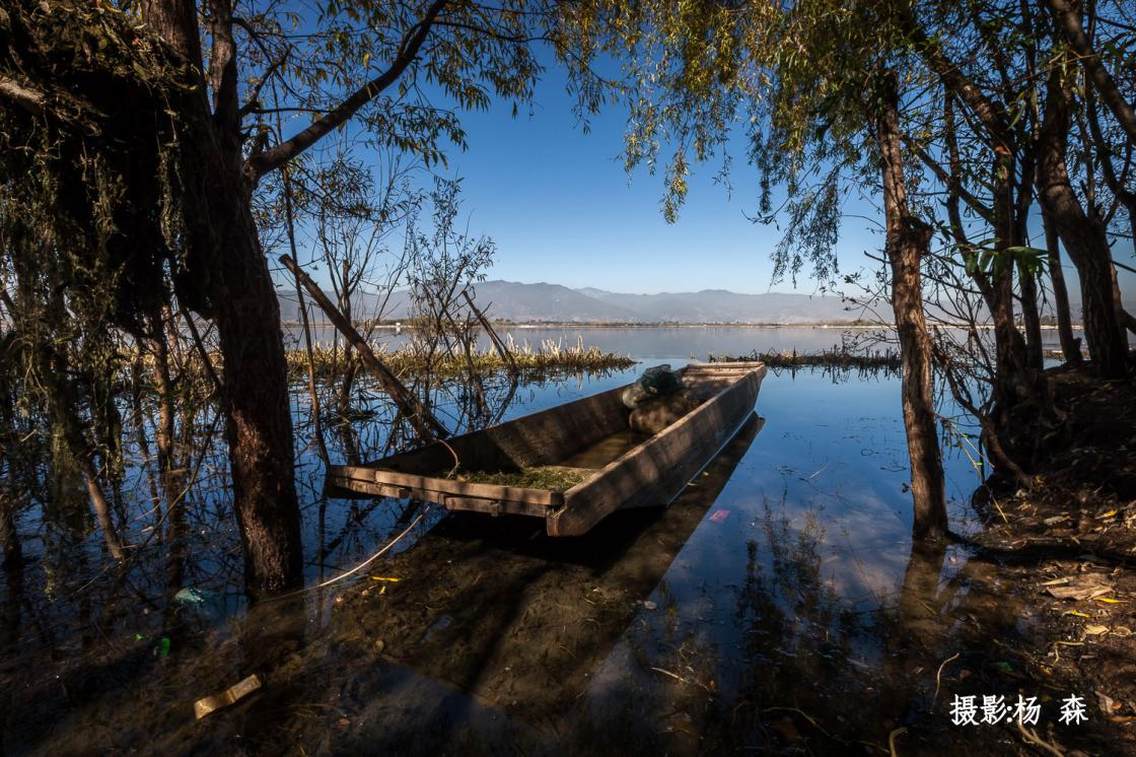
xmin=326 ymin=361 xmax=767 ymax=536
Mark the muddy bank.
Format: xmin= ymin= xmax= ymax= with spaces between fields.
xmin=930 ymin=366 xmax=1136 ymax=755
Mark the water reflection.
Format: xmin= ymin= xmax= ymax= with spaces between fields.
xmin=207 ymin=414 xmax=765 ymax=755
xmin=4 ymin=349 xmax=1050 ymax=754
xmin=297 ymin=324 xmax=1082 ymax=364
xmin=322 ymin=415 xmax=765 ymax=745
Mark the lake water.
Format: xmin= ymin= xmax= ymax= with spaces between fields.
xmin=299 ymin=322 xmax=1083 ymax=358
xmin=2 ymin=327 xmax=1026 ymax=753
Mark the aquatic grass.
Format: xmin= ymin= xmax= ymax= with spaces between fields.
xmin=710 ymin=346 xmax=901 ymax=372
xmin=286 ymin=335 xmax=635 ymax=380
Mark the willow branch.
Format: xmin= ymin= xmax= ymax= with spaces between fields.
xmin=1047 ymin=0 xmax=1136 ymax=145
xmin=245 ymin=0 xmax=448 ymax=181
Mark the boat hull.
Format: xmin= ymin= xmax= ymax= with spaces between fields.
xmin=550 ymin=363 xmax=764 ymax=535
xmin=326 ymin=362 xmax=766 ymax=536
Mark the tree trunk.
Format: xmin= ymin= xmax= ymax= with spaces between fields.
xmin=147 ymin=309 xmax=184 ymax=510
xmin=990 ymin=148 xmax=1042 ymax=410
xmin=1037 ymin=68 xmax=1128 ymax=378
xmin=213 ymin=209 xmax=304 ymax=597
xmin=0 ymin=490 xmax=20 ymax=572
xmin=143 ymin=0 xmax=304 ymax=597
xmin=338 ymin=354 xmax=359 ymax=417
xmin=0 ymin=375 xmax=23 ymax=572
xmin=875 ymin=71 xmax=948 ymax=541
xmin=79 ymin=456 xmax=126 ymax=561
xmin=1042 ymin=206 xmax=1083 ymax=364
xmin=988 ymin=268 xmax=1029 ymax=408
xmin=41 ymin=340 xmax=127 ymax=561
xmin=1018 ymin=261 xmax=1044 ymax=371
xmin=1110 ymin=262 xmax=1136 ymax=336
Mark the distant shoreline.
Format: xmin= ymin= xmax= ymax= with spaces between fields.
xmin=283 ymin=320 xmax=1084 ymax=330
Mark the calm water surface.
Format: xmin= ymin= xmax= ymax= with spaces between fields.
xmin=302 ymin=322 xmax=1083 ymax=357
xmin=3 ymin=328 xmax=1014 ymax=754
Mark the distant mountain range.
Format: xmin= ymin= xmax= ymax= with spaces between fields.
xmin=570 ymin=285 xmax=880 ymax=324
xmin=280 ymin=280 xmax=887 ymax=325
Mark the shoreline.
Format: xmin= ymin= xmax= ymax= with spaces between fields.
xmin=283 ymin=320 xmax=1086 ymax=331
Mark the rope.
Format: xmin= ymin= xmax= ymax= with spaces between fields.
xmin=264 ymin=503 xmax=432 ymax=603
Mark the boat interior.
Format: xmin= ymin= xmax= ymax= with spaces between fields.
xmin=366 ymin=364 xmax=752 ymax=490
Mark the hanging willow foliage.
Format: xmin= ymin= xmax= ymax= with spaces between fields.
xmin=0 ymin=0 xmax=221 ymax=335
xmin=0 ymin=1 xmax=229 ymax=486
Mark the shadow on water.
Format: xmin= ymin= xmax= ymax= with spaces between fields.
xmin=2 ymin=413 xmax=764 ymax=755
xmin=319 ymin=414 xmax=768 ymax=754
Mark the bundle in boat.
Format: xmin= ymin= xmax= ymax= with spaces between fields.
xmin=619 ymin=364 xmax=703 ymax=435
xmin=326 ymin=362 xmax=767 ymax=536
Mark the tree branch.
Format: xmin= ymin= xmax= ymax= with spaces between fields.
xmin=900 ymin=10 xmax=1013 ymax=148
xmin=905 ymin=137 xmax=995 ymax=224
xmin=1047 ymin=0 xmax=1136 ymax=146
xmin=0 ymin=75 xmax=45 ymax=115
xmin=208 ymin=0 xmax=241 ymax=155
xmin=244 ymin=0 xmax=449 ymax=182
xmin=238 ymin=50 xmax=292 ymax=117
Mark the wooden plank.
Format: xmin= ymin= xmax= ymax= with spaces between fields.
xmin=326 ymin=472 xmax=561 ymax=516
xmin=441 ymin=495 xmax=549 ymax=518
xmin=334 ymin=464 xmax=401 ymax=483
xmin=372 ymin=469 xmax=565 ymax=507
xmin=326 ymin=467 xmax=563 ymax=507
xmin=323 ymin=474 xmax=412 ymax=500
xmin=683 ymin=360 xmax=764 ymax=369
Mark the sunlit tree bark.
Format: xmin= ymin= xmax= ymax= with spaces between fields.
xmin=876 ymin=71 xmax=948 ymax=541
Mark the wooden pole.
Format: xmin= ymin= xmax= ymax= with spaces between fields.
xmin=280 ymin=255 xmax=449 ymax=443
xmin=461 ymin=290 xmax=517 ymax=376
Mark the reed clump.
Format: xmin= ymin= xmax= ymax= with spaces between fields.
xmin=710 ymin=346 xmax=901 ymax=371
xmin=286 ymin=336 xmax=635 ymax=380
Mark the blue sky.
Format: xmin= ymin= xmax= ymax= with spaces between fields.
xmin=283 ymin=42 xmax=1133 ymax=301
xmin=399 ymin=61 xmax=1134 ymax=300
xmin=405 ymin=63 xmax=886 ymax=296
